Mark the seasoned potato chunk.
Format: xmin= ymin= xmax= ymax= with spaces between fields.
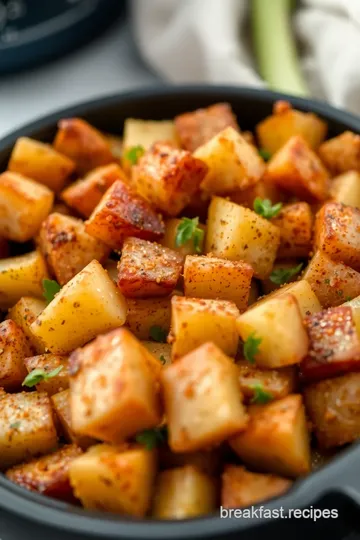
xmin=31 ymin=260 xmax=127 ymax=354
xmin=160 ymin=218 xmax=206 ymax=259
xmin=237 ymin=361 xmax=297 ymax=403
xmin=271 ymin=202 xmax=313 ymax=258
xmin=142 ymin=341 xmax=171 ymax=366
xmin=194 ymin=127 xmax=265 ymax=194
xmin=318 ymin=131 xmax=360 ymax=175
xmin=206 ymin=197 xmax=280 ymax=279
xmin=230 ymin=394 xmax=311 ymax=477
xmin=184 ymin=255 xmax=253 ymax=312
xmin=162 ymin=342 xmax=248 ymax=452
xmin=237 ymin=294 xmax=308 ymax=368
xmin=222 ymin=465 xmax=292 ymax=508
xmin=264 ymin=280 xmax=322 ymax=318
xmin=85 ymin=180 xmax=164 ymax=249
xmin=24 ymin=354 xmax=69 ymax=395
xmin=8 ymin=137 xmax=75 ymax=193
xmin=51 ymin=389 xmax=95 ymax=449
xmin=122 ymin=119 xmax=179 ymax=162
xmin=0 ymin=391 xmax=58 ymax=469
xmin=0 ymin=320 xmax=31 ymax=390
xmin=70 ymin=328 xmax=161 ymax=442
xmin=170 ymin=296 xmax=239 ymax=360
xmin=7 ymin=297 xmax=46 ymax=353
xmin=69 ymin=443 xmax=157 ymax=517
xmin=152 ymin=466 xmax=217 ymax=519
xmin=38 ymin=213 xmax=110 ymax=285
xmin=6 ymin=444 xmax=82 ymax=502
xmin=330 ymin=171 xmax=360 ymax=208
xmin=125 ymin=297 xmax=171 ymax=340
xmin=266 ymin=135 xmax=329 ymax=201
xmin=0 ymin=171 xmax=53 ymax=242
xmin=53 ymin=118 xmax=113 ymax=174
xmin=118 ymin=237 xmax=182 ymax=298
xmin=132 ymin=142 xmax=208 ymax=216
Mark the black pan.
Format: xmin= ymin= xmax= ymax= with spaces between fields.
xmin=1 ymin=86 xmax=360 ymax=540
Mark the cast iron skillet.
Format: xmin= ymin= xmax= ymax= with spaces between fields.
xmin=1 ymin=86 xmax=360 ymax=540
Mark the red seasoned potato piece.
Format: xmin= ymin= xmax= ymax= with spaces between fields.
xmin=132 ymin=142 xmax=208 ymax=216
xmin=118 ymin=237 xmax=183 ymax=298
xmin=221 ymin=465 xmax=292 ymax=508
xmin=0 ymin=320 xmax=31 ymax=390
xmin=61 ymin=163 xmax=129 ymax=218
xmin=174 ymin=102 xmax=240 ymax=152
xmin=7 ymin=297 xmax=46 ymax=353
xmin=318 ymin=131 xmax=360 ymax=175
xmin=38 ymin=212 xmax=110 ymax=285
xmin=69 ymin=328 xmax=162 ymax=443
xmin=237 ymin=361 xmax=297 ymax=403
xmin=160 ymin=218 xmax=206 ymax=260
xmin=125 ymin=297 xmax=171 ymax=340
xmin=330 ymin=171 xmax=360 ymax=208
xmin=8 ymin=137 xmax=75 ymax=193
xmin=304 ymin=373 xmax=360 ymax=448
xmin=6 ymin=444 xmax=82 ymax=502
xmin=53 ymin=118 xmax=113 ymax=174
xmin=24 ymin=354 xmax=69 ymax=395
xmin=271 ymin=202 xmax=313 ymax=258
xmin=85 ymin=180 xmax=164 ymax=249
xmin=230 ymin=395 xmax=311 ymax=478
xmin=162 ymin=342 xmax=248 ymax=452
xmin=266 ymin=135 xmax=329 ymax=202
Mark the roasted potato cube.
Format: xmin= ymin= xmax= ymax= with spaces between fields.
xmin=266 ymin=135 xmax=329 ymax=201
xmin=69 ymin=443 xmax=157 ymax=517
xmin=125 ymin=297 xmax=171 ymax=340
xmin=0 ymin=171 xmax=53 ymax=242
xmin=230 ymin=179 xmax=284 ymax=209
xmin=152 ymin=465 xmax=217 ymax=519
xmin=206 ymin=197 xmax=280 ymax=279
xmin=6 ymin=444 xmax=82 ymax=502
xmin=170 ymin=296 xmax=239 ymax=360
xmin=160 ymin=218 xmax=206 ymax=259
xmin=51 ymin=389 xmax=95 ymax=449
xmin=230 ymin=394 xmax=311 ymax=477
xmin=132 ymin=142 xmax=208 ymax=216
xmin=318 ymin=131 xmax=360 ymax=175
xmin=38 ymin=212 xmax=110 ymax=285
xmin=7 ymin=296 xmax=46 ymax=353
xmin=0 ymin=320 xmax=31 ymax=390
xmin=261 ymin=260 xmax=303 ymax=295
xmin=8 ymin=137 xmax=75 ymax=193
xmin=70 ymin=328 xmax=161 ymax=442
xmin=194 ymin=127 xmax=265 ymax=194
xmin=53 ymin=118 xmax=113 ymax=174
xmin=122 ymin=118 xmax=179 ymax=161
xmin=330 ymin=171 xmax=360 ymax=208
xmin=264 ymin=280 xmax=322 ymax=318
xmin=184 ymin=255 xmax=253 ymax=312
xmin=237 ymin=361 xmax=297 ymax=403
xmin=271 ymin=202 xmax=313 ymax=258
xmin=61 ymin=163 xmax=129 ymax=218
xmin=237 ymin=293 xmax=308 ymax=368
xmin=85 ymin=180 xmax=164 ymax=249
xmin=30 ymin=260 xmax=127 ymax=354
xmin=24 ymin=354 xmax=69 ymax=395
xmin=0 ymin=391 xmax=58 ymax=469
xmin=142 ymin=341 xmax=171 ymax=366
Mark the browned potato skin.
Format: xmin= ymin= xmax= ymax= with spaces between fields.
xmin=6 ymin=444 xmax=82 ymax=502
xmin=236 ymin=361 xmax=297 ymax=403
xmin=53 ymin=118 xmax=113 ymax=174
xmin=85 ymin=180 xmax=165 ymax=250
xmin=0 ymin=320 xmax=31 ymax=390
xmin=271 ymin=202 xmax=313 ymax=258
xmin=318 ymin=131 xmax=360 ymax=175
xmin=24 ymin=354 xmax=69 ymax=395
xmin=7 ymin=297 xmax=47 ymax=353
xmin=304 ymin=373 xmax=360 ymax=448
xmin=221 ymin=465 xmax=292 ymax=509
xmin=118 ymin=237 xmax=183 ymax=298
xmin=125 ymin=296 xmax=171 ymax=340
xmin=61 ymin=163 xmax=129 ymax=218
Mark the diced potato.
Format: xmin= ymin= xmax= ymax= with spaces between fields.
xmin=330 ymin=171 xmax=360 ymax=208
xmin=194 ymin=127 xmax=265 ymax=194
xmin=160 ymin=218 xmax=206 ymax=259
xmin=8 ymin=137 xmax=75 ymax=193
xmin=53 ymin=118 xmax=113 ymax=174
xmin=0 ymin=391 xmax=58 ymax=469
xmin=170 ymin=296 xmax=239 ymax=360
xmin=221 ymin=465 xmax=292 ymax=509
xmin=256 ymin=100 xmax=327 ymax=154
xmin=85 ymin=180 xmax=164 ymax=249
xmin=61 ymin=163 xmax=129 ymax=218
xmin=271 ymin=202 xmax=313 ymax=258
xmin=303 ymin=251 xmax=360 ymax=308
xmin=230 ymin=394 xmax=311 ymax=477
xmin=184 ymin=255 xmax=253 ymax=312
xmin=266 ymin=135 xmax=329 ymax=201
xmin=24 ymin=354 xmax=69 ymax=395
xmin=6 ymin=444 xmax=82 ymax=502
xmin=0 ymin=320 xmax=31 ymax=390
xmin=0 ymin=237 xmax=9 ymax=259
xmin=230 ymin=179 xmax=284 ymax=209
xmin=304 ymin=373 xmax=360 ymax=448
xmin=0 ymin=251 xmax=48 ymax=309
xmin=0 ymin=171 xmax=54 ymax=242
xmin=152 ymin=465 xmax=217 ymax=519
xmin=38 ymin=212 xmax=110 ymax=285
xmin=30 ymin=260 xmax=127 ymax=354
xmin=7 ymin=296 xmax=46 ymax=353
xmin=237 ymin=294 xmax=308 ymax=368
xmin=125 ymin=297 xmax=171 ymax=340
xmin=205 ymin=197 xmax=280 ymax=279
xmin=263 ymin=279 xmax=322 ymax=318
xmin=69 ymin=443 xmax=157 ymax=517
xmin=51 ymin=389 xmax=95 ymax=449
xmin=132 ymin=142 xmax=208 ymax=216
xmin=318 ymin=131 xmax=360 ymax=175
xmin=142 ymin=341 xmax=171 ymax=366
xmin=237 ymin=361 xmax=297 ymax=403
xmin=162 ymin=342 xmax=248 ymax=452
xmin=70 ymin=328 xmax=161 ymax=442
xmin=158 ymin=446 xmax=221 ymax=475
xmin=261 ymin=260 xmax=302 ymax=295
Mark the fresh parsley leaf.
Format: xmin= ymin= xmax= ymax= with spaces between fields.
xmin=269 ymin=263 xmax=303 ymax=285
xmin=346 ymin=296 xmax=352 ymax=302
xmin=43 ymin=279 xmax=61 ymax=304
xmin=250 ymin=383 xmax=273 ymax=404
xmin=175 ymin=217 xmax=204 ymax=253
xmin=135 ymin=426 xmax=167 ymax=450
xmin=149 ymin=325 xmax=167 ymax=343
xmin=259 ymin=148 xmax=272 ymax=161
xmin=243 ymin=333 xmax=262 ymax=364
xmin=125 ymin=145 xmax=145 ymax=165
xmin=253 ymin=198 xmax=282 ymax=219
xmin=159 ymin=355 xmax=166 ymax=365
xmin=22 ymin=366 xmax=64 ymax=388
xmin=324 ymin=279 xmax=330 ymax=285
xmin=10 ymin=421 xmax=21 ymax=430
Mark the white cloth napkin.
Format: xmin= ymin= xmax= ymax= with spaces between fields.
xmin=132 ymin=0 xmax=360 ymax=115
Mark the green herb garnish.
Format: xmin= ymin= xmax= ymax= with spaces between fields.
xmin=159 ymin=355 xmax=166 ymax=365
xmin=345 ymin=296 xmax=352 ymax=302
xmin=135 ymin=426 xmax=167 ymax=450
xmin=253 ymin=198 xmax=282 ymax=219
xmin=149 ymin=325 xmax=167 ymax=343
xmin=258 ymin=149 xmax=272 ymax=161
xmin=243 ymin=333 xmax=262 ymax=364
xmin=10 ymin=421 xmax=21 ymax=430
xmin=42 ymin=279 xmax=61 ymax=304
xmin=324 ymin=279 xmax=330 ymax=285
xmin=125 ymin=145 xmax=145 ymax=165
xmin=250 ymin=384 xmax=273 ymax=404
xmin=22 ymin=366 xmax=64 ymax=388
xmin=269 ymin=263 xmax=303 ymax=285
xmin=175 ymin=217 xmax=204 ymax=253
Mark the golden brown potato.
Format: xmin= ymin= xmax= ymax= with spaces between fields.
xmin=142 ymin=341 xmax=171 ymax=366
xmin=237 ymin=361 xmax=297 ymax=403
xmin=24 ymin=354 xmax=69 ymax=395
xmin=318 ymin=131 xmax=360 ymax=175
xmin=263 ymin=280 xmax=322 ymax=318
xmin=0 ymin=320 xmax=31 ymax=390
xmin=7 ymin=296 xmax=46 ymax=353
xmin=162 ymin=342 xmax=248 ymax=452
xmin=125 ymin=297 xmax=171 ymax=340
xmin=271 ymin=202 xmax=313 ymax=258
xmin=160 ymin=218 xmax=206 ymax=259
xmin=330 ymin=171 xmax=360 ymax=208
